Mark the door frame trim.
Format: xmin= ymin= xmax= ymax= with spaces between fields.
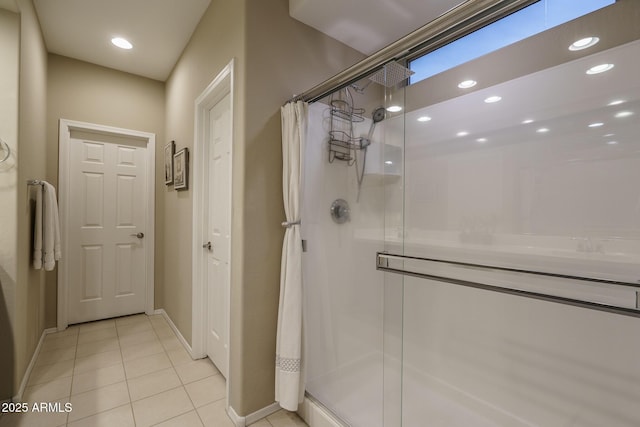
xmin=57 ymin=119 xmax=156 ymax=330
xmin=191 ymin=60 xmax=234 ymax=367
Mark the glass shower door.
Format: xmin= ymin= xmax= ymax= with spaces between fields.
xmin=302 ymin=75 xmax=403 ymax=426
xmin=393 ymin=1 xmax=640 ymax=425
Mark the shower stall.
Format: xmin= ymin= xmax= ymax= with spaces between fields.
xmin=297 ymin=0 xmax=640 ymax=426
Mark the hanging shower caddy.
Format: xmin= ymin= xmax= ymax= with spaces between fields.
xmin=328 ymin=88 xmax=366 ymax=164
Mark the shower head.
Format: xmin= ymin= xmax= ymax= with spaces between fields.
xmin=368 ymin=61 xmax=414 ymax=87
xmin=372 ymin=107 xmax=386 ymax=123
xmin=362 ymin=107 xmax=387 ymax=148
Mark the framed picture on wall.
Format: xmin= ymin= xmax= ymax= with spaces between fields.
xmin=173 ymin=147 xmax=189 ymax=191
xmin=164 ymin=140 xmax=175 ymax=185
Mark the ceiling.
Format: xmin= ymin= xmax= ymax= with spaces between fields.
xmin=33 ymin=0 xmax=210 ymax=81
xmin=5 ymin=0 xmax=468 ymax=82
xmin=289 ymin=0 xmax=466 ymax=55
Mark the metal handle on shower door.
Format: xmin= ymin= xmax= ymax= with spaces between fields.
xmin=130 ymin=232 xmax=144 ymax=239
xmin=203 ymin=241 xmax=212 ymax=251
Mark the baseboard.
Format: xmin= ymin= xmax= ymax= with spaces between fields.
xmin=227 ymin=401 xmax=282 ymax=427
xmin=153 ymin=310 xmax=286 ymax=426
xmin=154 ymin=309 xmax=194 ymax=357
xmin=13 ymin=327 xmax=57 ymax=402
xmin=298 ymin=396 xmax=346 ymax=427
xmin=227 ymin=404 xmax=245 ymax=427
xmin=246 ymin=402 xmax=281 ymax=425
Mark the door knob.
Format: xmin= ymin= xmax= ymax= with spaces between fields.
xmin=130 ymin=232 xmax=144 ymax=238
xmin=203 ymin=241 xmax=212 ymax=251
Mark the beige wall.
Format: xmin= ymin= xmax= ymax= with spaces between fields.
xmin=3 ymin=0 xmax=361 ymax=408
xmin=163 ymin=0 xmax=246 ymax=347
xmin=45 ymin=54 xmax=166 ymax=326
xmin=238 ymin=0 xmax=363 ymax=415
xmin=0 ymin=7 xmax=19 ymax=401
xmin=163 ymin=0 xmax=363 ymax=416
xmin=13 ymin=0 xmax=48 ymax=396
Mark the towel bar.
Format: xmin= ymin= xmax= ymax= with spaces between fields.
xmin=376 ymin=252 xmax=640 ymax=318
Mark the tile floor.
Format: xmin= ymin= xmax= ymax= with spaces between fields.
xmin=0 ymin=314 xmax=308 ymax=427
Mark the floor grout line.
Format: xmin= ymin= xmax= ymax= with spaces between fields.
xmin=21 ymin=314 xmax=296 ymax=427
xmin=117 ymin=323 xmax=135 ymax=427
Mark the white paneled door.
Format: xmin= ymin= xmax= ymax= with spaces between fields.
xmin=204 ymin=92 xmax=231 ymax=378
xmin=66 ymin=130 xmax=149 ymax=324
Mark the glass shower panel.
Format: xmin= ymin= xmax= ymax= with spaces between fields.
xmin=302 ymin=70 xmax=403 ymax=426
xmin=401 ymin=1 xmax=640 ymax=426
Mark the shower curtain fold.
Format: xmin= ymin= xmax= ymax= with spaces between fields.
xmin=276 ymin=100 xmax=307 ymax=411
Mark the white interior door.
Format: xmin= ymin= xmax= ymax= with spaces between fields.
xmin=204 ymin=92 xmax=231 ymax=378
xmin=66 ymin=130 xmax=148 ymax=324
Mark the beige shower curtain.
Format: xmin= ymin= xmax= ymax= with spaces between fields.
xmin=276 ymin=100 xmax=307 ymax=411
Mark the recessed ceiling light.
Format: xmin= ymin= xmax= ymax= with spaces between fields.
xmin=417 ymin=116 xmax=432 ymax=122
xmin=615 ymin=111 xmax=633 ymax=118
xmin=484 ymin=96 xmax=502 ymax=103
xmin=386 ymin=105 xmax=402 ymax=113
xmin=111 ymin=37 xmax=133 ymax=50
xmin=522 ymin=119 xmax=534 ymax=124
xmin=586 ymin=63 xmax=614 ymax=74
xmin=588 ymin=122 xmax=604 ymax=128
xmin=608 ymin=100 xmax=624 ymax=106
xmin=385 ymin=161 xmax=394 ymax=165
xmin=603 ymin=133 xmax=615 ymax=137
xmin=569 ymin=36 xmax=600 ymax=51
xmin=458 ymin=80 xmax=477 ymax=89
xmin=537 ymin=128 xmax=550 ymax=133
xmin=476 ymin=138 xmax=487 ymax=143
xmin=457 ymin=131 xmax=469 ymax=137
xmin=606 ymin=141 xmax=618 ymax=145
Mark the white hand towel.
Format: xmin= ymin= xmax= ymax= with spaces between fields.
xmin=32 ymin=184 xmax=43 ymax=269
xmin=42 ymin=181 xmax=62 ymax=271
